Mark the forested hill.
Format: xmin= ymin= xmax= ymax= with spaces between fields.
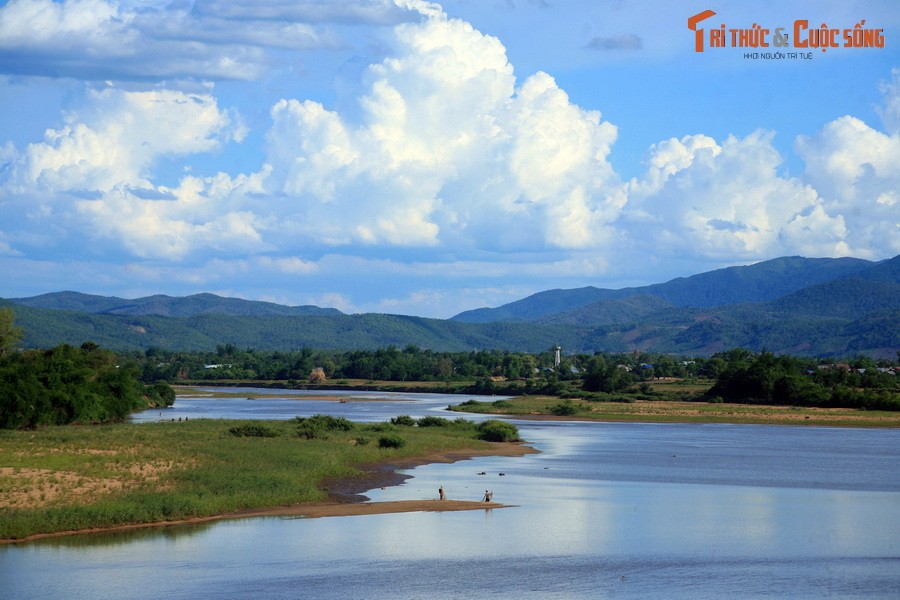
xmin=0 ymin=301 xmax=577 ymax=354
xmin=3 ymin=255 xmax=898 ymax=357
xmin=9 ymin=291 xmax=342 ymax=318
xmin=451 ymin=256 xmax=877 ymax=323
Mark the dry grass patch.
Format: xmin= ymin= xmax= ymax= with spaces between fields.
xmin=0 ymin=458 xmax=186 ymax=510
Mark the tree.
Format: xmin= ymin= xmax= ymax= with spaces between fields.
xmin=582 ymin=355 xmax=633 ymax=393
xmin=0 ymin=307 xmax=23 ymax=359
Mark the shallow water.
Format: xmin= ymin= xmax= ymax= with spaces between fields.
xmin=3 ymin=391 xmax=898 ymax=599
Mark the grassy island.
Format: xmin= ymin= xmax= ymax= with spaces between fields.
xmin=449 ymin=393 xmax=900 ymax=428
xmin=0 ymin=416 xmax=525 ymax=542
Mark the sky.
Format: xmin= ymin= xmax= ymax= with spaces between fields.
xmin=0 ymin=0 xmax=898 ymax=318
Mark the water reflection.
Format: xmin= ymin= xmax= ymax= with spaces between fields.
xmin=12 ymin=521 xmax=214 ymax=550
xmin=3 ymin=389 xmax=898 ymax=599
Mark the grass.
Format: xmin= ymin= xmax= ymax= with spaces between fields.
xmin=449 ymin=395 xmax=900 ymax=428
xmin=0 ymin=417 xmax=504 ymax=540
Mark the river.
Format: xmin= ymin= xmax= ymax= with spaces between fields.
xmin=2 ymin=389 xmax=898 ymax=599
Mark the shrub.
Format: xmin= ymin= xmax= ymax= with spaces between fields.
xmin=229 ymin=424 xmax=278 ymax=438
xmin=151 ymin=382 xmax=176 ymax=407
xmin=364 ymin=423 xmax=394 ymax=432
xmin=477 ymin=420 xmax=520 ymax=442
xmin=390 ymin=415 xmax=416 ymax=426
xmin=550 ymin=401 xmax=578 ymax=416
xmin=416 ymin=415 xmax=450 ymax=427
xmin=707 ymin=396 xmax=724 ymax=404
xmin=293 ymin=414 xmax=353 ymax=439
xmin=378 ymin=434 xmax=406 ymax=448
xmin=294 ymin=414 xmax=354 ymax=431
xmin=296 ymin=423 xmax=320 ymax=439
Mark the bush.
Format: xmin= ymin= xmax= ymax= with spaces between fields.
xmin=296 ymin=423 xmax=320 ymax=439
xmin=293 ymin=414 xmax=354 ymax=439
xmin=294 ymin=414 xmax=354 ymax=431
xmin=364 ymin=423 xmax=394 ymax=432
xmin=229 ymin=424 xmax=278 ymax=438
xmin=477 ymin=419 xmax=520 ymax=442
xmin=416 ymin=415 xmax=450 ymax=427
xmin=378 ymin=434 xmax=406 ymax=448
xmin=151 ymin=382 xmax=176 ymax=407
xmin=550 ymin=401 xmax=578 ymax=416
xmin=390 ymin=415 xmax=416 ymax=426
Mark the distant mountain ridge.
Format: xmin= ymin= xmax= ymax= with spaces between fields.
xmin=3 ymin=255 xmax=898 ymax=358
xmin=451 ymin=256 xmax=876 ymax=323
xmin=9 ymin=291 xmax=342 ymax=318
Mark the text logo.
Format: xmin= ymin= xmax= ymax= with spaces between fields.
xmin=688 ymin=10 xmax=885 ymax=56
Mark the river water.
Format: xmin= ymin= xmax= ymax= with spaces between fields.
xmin=3 ymin=389 xmax=898 ymax=599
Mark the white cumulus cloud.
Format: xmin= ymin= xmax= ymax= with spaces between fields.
xmin=795 ymin=113 xmax=900 ymax=258
xmin=258 ymin=7 xmax=622 ymax=251
xmin=7 ymin=88 xmax=244 ymax=194
xmin=624 ymin=130 xmax=846 ymax=259
xmin=1 ymin=0 xmax=897 ymax=297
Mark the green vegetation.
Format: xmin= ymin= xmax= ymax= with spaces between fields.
xmin=706 ymin=349 xmax=899 ymax=410
xmin=449 ymin=393 xmax=900 ymax=428
xmin=229 ymin=424 xmax=278 ymax=438
xmin=0 ymin=342 xmax=175 ymax=429
xmin=0 ymin=307 xmax=23 ymax=359
xmin=550 ymin=401 xmax=578 ymax=416
xmin=0 ymin=416 xmax=517 ymax=540
xmin=378 ymin=434 xmax=406 ymax=448
xmin=293 ymin=414 xmax=354 ymax=439
xmin=5 ymin=254 xmax=898 ymax=357
xmin=449 ymin=359 xmax=900 ymax=426
xmin=476 ymin=420 xmax=521 ymax=442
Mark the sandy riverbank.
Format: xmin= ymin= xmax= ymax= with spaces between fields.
xmin=173 ymin=386 xmax=412 ymax=403
xmin=1 ymin=442 xmax=537 ymax=545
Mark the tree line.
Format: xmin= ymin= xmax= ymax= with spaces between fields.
xmin=705 ymin=349 xmax=899 ymax=411
xmin=0 ymin=308 xmax=175 ymax=429
xmin=129 ymin=344 xmax=708 ymax=384
xmin=1 ymin=306 xmax=897 ymax=429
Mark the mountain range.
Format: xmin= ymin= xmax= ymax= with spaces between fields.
xmin=3 ymin=255 xmax=898 ymax=358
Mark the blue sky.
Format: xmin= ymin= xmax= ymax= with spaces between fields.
xmin=0 ymin=0 xmax=897 ymax=317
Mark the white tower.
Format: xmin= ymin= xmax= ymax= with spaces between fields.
xmin=554 ymin=345 xmax=561 ymax=368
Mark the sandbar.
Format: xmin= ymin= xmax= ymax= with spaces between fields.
xmin=2 ymin=442 xmax=537 ymax=545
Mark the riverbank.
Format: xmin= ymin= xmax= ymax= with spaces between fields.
xmin=449 ymin=396 xmax=900 ymax=428
xmin=174 ymin=385 xmax=411 ymax=403
xmin=0 ymin=419 xmax=533 ymax=543
xmin=4 ymin=499 xmax=510 ymax=545
xmin=175 ymin=383 xmax=900 ymax=427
